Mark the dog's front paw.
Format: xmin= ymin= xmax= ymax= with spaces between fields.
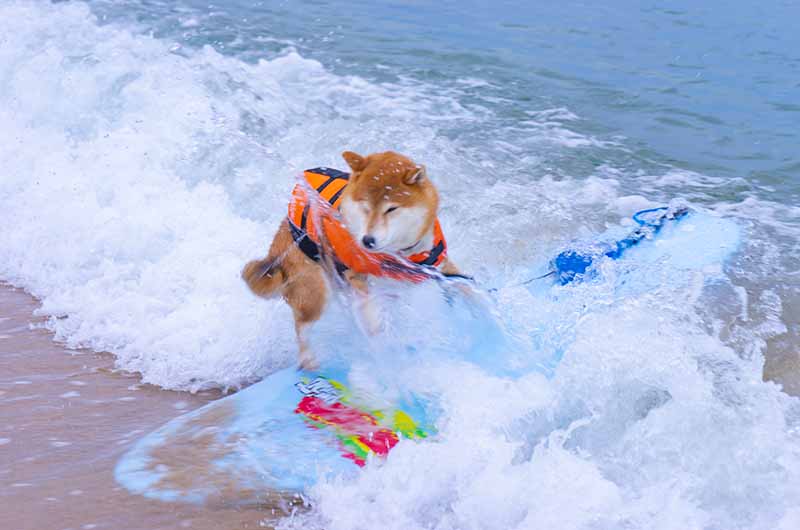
xmin=298 ymin=349 xmax=320 ymax=372
xmin=356 ymin=296 xmax=384 ymax=336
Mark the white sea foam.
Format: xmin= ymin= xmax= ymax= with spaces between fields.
xmin=280 ymin=285 xmax=800 ymax=530
xmin=0 ymin=0 xmax=601 ymax=390
xmin=1 ymin=1 xmax=800 ymax=529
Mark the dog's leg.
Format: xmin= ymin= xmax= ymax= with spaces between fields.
xmin=294 ymin=321 xmax=318 ymax=371
xmin=285 ymin=267 xmax=328 ymax=370
xmin=344 ymin=271 xmax=383 ymax=336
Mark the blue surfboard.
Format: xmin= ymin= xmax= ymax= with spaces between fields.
xmin=115 ymin=206 xmax=741 ymax=505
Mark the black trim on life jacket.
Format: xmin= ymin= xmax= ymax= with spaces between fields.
xmin=414 ymin=239 xmax=445 ymax=266
xmin=314 ymin=175 xmax=338 ymax=195
xmin=307 ymin=167 xmax=350 ymax=180
xmin=327 ymin=185 xmax=346 ymax=207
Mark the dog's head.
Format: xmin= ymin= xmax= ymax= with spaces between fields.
xmin=338 ymin=151 xmax=439 ymax=253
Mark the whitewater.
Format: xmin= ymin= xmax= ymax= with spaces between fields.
xmin=1 ymin=1 xmax=799 ymax=529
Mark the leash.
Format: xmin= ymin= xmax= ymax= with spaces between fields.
xmin=479 ymin=205 xmax=691 ymax=293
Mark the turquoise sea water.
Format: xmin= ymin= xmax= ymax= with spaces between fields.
xmin=86 ymin=0 xmax=800 ymax=200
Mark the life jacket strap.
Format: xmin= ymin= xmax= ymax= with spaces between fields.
xmin=407 ymin=219 xmax=447 ymax=267
xmin=412 ymin=239 xmax=445 ymax=266
xmin=289 ymin=218 xmax=351 ymax=278
xmin=288 ymin=220 xmax=321 ymax=262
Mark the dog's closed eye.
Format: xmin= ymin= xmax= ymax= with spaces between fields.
xmin=384 ymin=206 xmax=398 ymax=215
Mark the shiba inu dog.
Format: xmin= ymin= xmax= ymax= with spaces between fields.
xmin=242 ymin=151 xmax=462 ymax=369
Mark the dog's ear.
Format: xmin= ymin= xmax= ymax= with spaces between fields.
xmin=404 ymin=165 xmax=427 ymax=185
xmin=342 ymin=151 xmax=367 ymax=172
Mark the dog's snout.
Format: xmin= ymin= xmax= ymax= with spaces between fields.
xmin=362 ymin=235 xmax=376 ymax=249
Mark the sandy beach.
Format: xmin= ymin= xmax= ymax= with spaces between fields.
xmin=0 ymin=284 xmax=284 ymax=530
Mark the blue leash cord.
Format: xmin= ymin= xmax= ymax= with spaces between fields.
xmin=551 ymin=205 xmax=690 ymax=284
xmin=478 ymin=205 xmax=691 ymax=293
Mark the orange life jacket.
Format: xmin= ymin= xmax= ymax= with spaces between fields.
xmin=287 ymin=167 xmax=448 ymax=282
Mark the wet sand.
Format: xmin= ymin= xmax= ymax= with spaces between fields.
xmin=0 ymin=284 xmax=285 ymax=530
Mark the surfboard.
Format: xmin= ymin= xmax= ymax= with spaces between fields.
xmin=114 ymin=362 xmax=431 ymax=505
xmin=115 ymin=206 xmax=741 ymax=505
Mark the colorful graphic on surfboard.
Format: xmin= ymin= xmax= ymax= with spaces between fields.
xmin=294 ymin=375 xmax=427 ymax=466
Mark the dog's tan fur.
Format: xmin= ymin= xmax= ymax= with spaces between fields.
xmin=242 ymin=151 xmax=460 ymax=368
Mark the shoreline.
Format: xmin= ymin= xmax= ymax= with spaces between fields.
xmin=0 ymin=284 xmax=279 ymax=530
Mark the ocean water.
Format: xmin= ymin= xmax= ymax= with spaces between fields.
xmin=1 ymin=0 xmax=799 ymax=528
